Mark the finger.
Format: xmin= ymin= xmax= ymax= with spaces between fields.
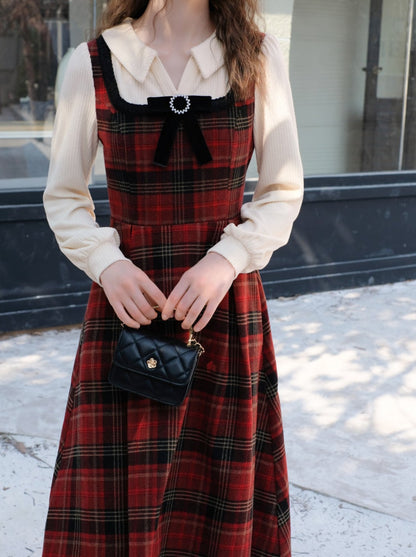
xmin=193 ymin=299 xmax=217 ymax=332
xmin=174 ymin=287 xmax=199 ymax=321
xmin=180 ymin=297 xmax=206 ymax=330
xmin=142 ymin=294 xmax=162 ymax=313
xmin=162 ymin=281 xmax=189 ymax=320
xmin=141 ymin=279 xmax=168 ymax=312
xmin=130 ymin=291 xmax=159 ymax=321
xmin=113 ymin=302 xmax=142 ymax=329
xmin=123 ymin=298 xmax=152 ymax=326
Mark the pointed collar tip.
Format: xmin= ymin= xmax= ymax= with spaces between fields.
xmin=190 ymin=33 xmax=225 ymax=80
xmin=102 ymin=21 xmax=157 ymax=83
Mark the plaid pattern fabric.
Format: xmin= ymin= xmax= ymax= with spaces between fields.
xmin=42 ymin=38 xmax=290 ymax=557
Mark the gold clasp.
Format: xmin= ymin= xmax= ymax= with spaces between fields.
xmin=146 ymin=358 xmax=158 ymax=369
xmin=187 ymin=327 xmax=205 ymax=355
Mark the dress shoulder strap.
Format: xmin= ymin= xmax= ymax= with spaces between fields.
xmin=87 ymin=37 xmax=114 ymax=112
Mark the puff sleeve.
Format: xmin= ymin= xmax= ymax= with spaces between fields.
xmin=208 ymin=34 xmax=303 ymax=275
xmin=43 ymin=42 xmax=129 ymax=284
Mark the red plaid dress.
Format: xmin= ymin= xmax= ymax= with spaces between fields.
xmin=42 ymin=37 xmax=291 ymax=557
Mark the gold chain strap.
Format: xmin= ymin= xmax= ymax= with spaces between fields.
xmin=151 ymin=306 xmax=205 ymax=355
xmin=187 ymin=328 xmax=205 ymax=355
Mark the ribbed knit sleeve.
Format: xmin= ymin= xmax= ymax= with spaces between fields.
xmin=208 ymin=34 xmax=304 ymax=275
xmin=43 ymin=43 xmax=129 ymax=284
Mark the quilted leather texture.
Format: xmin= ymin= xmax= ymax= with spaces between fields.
xmin=109 ymin=326 xmax=201 ymax=406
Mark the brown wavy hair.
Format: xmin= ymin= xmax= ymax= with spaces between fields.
xmin=96 ymin=0 xmax=264 ymax=99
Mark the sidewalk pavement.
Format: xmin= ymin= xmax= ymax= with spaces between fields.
xmin=1 ymin=280 xmax=415 ymax=556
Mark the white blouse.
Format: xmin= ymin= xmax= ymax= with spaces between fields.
xmin=44 ymin=19 xmax=303 ymax=284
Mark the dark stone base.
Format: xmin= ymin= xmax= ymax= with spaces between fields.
xmin=1 ymin=172 xmax=415 ymax=333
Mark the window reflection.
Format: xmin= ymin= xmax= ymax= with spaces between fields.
xmin=1 ymin=0 xmax=416 ymax=188
xmin=289 ymin=0 xmax=416 ymax=175
xmin=0 ymin=1 xmax=68 ymax=123
xmin=0 ymin=0 xmax=69 ymax=184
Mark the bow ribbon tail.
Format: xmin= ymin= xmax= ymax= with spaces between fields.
xmin=154 ymin=115 xmax=179 ymax=167
xmin=183 ymin=114 xmax=213 ymax=165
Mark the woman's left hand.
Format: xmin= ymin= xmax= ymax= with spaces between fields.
xmin=161 ymin=252 xmax=236 ymax=332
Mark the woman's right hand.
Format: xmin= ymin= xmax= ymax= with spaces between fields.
xmin=100 ymin=260 xmax=167 ymax=328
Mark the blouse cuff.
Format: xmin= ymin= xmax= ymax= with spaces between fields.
xmin=207 ymin=235 xmax=251 ymax=277
xmin=87 ymin=242 xmax=129 ymax=285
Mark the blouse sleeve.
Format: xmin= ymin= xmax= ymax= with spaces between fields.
xmin=43 ymin=42 xmax=129 ymax=285
xmin=208 ymin=33 xmax=304 ymax=275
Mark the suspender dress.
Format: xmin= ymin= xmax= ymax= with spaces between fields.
xmin=42 ymin=36 xmax=291 ymax=557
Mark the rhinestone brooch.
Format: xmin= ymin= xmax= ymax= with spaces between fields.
xmin=169 ymin=95 xmax=191 ymax=115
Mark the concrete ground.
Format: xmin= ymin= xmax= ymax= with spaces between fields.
xmin=1 ymin=280 xmax=415 ymax=556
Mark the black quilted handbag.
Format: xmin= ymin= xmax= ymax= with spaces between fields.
xmin=109 ymin=323 xmax=205 ymax=406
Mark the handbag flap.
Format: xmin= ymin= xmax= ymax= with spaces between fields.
xmin=113 ymin=327 xmax=199 ymax=387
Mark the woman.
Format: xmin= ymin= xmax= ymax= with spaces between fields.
xmin=42 ymin=0 xmax=303 ymax=555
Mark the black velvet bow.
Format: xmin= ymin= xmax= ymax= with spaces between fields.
xmin=147 ymin=95 xmax=213 ymax=167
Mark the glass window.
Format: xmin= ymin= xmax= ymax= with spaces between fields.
xmin=3 ymin=0 xmax=416 ymax=189
xmin=288 ymin=0 xmax=416 ymax=175
xmin=0 ymin=0 xmax=106 ymax=190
